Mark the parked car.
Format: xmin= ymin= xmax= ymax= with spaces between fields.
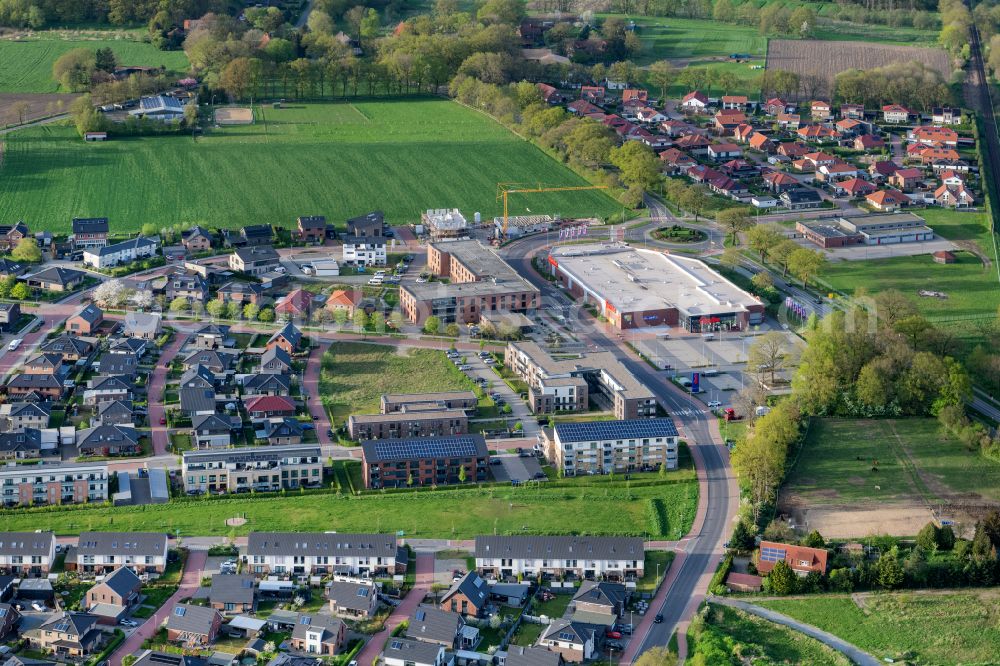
xmin=606 ymin=631 xmax=622 ymax=639
xmin=707 ymin=401 xmax=722 ymax=409
xmin=159 ymin=417 xmax=167 ymax=425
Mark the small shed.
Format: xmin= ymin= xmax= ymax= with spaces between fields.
xmin=84 ymin=132 xmax=108 ymax=142
xmin=725 ymin=572 xmax=763 ymax=593
xmin=933 ymin=250 xmax=956 ymax=264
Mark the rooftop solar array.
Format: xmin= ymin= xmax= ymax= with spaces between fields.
xmin=760 ymin=546 xmax=786 ymax=563
xmin=366 ymin=436 xmax=486 ymax=462
xmin=554 ymin=418 xmax=678 ymax=443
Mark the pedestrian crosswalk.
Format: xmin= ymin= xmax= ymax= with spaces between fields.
xmin=671 ymin=408 xmax=709 ymax=417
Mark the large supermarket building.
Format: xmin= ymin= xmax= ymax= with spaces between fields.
xmin=547 ymin=243 xmax=764 ymax=332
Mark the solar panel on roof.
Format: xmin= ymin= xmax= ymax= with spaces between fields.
xmin=370 ymin=436 xmax=483 ymax=461
xmin=173 ymin=607 xmax=186 ymax=617
xmin=357 ymin=588 xmax=369 ymax=597
xmin=554 ymin=418 xmax=678 ymax=442
xmin=761 ymin=547 xmax=786 ymax=562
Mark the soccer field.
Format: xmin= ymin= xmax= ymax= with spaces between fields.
xmin=0 ymin=37 xmax=190 ymax=93
xmin=0 ymin=99 xmax=620 ymax=232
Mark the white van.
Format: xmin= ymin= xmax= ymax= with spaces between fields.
xmin=8 ymin=338 xmax=22 ymax=351
xmin=701 ymin=333 xmax=715 ymax=341
xmin=368 ymin=276 xmax=383 ymax=286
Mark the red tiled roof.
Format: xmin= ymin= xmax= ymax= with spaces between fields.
xmin=757 ymin=541 xmax=828 ymax=575
xmin=244 ymin=395 xmax=296 ymax=413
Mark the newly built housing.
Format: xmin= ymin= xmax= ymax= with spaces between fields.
xmin=475 ymin=536 xmax=644 ymax=580
xmin=181 ymin=445 xmax=323 ymax=494
xmin=540 ymin=418 xmax=679 ymax=475
xmin=360 ymin=435 xmax=490 ymax=489
xmin=246 ymin=532 xmax=403 ymax=577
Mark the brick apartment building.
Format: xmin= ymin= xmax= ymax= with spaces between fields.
xmin=347 ymin=408 xmax=469 ymax=441
xmin=361 ymin=434 xmax=490 ymax=489
xmin=0 ymin=462 xmax=108 ymax=507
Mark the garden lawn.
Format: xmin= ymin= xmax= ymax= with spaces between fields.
xmin=0 ymin=36 xmax=190 ymax=93
xmin=782 ymin=418 xmax=1000 ymax=506
xmin=0 ymin=477 xmax=698 ymax=539
xmin=0 ymin=99 xmax=619 ymax=232
xmin=320 ymin=341 xmax=479 ymax=425
xmin=757 ymin=591 xmax=1000 ymax=665
xmin=691 ymin=604 xmax=850 ymax=666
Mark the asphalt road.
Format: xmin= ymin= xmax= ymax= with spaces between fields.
xmin=501 ymin=234 xmax=738 ymax=658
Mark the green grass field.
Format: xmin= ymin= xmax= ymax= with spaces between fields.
xmin=757 ymin=591 xmax=1000 ymax=665
xmin=783 ymin=418 xmax=1000 ymax=506
xmin=320 ymin=341 xmax=480 ymax=425
xmin=0 ymin=99 xmax=619 ymax=232
xmin=0 ymin=477 xmax=698 ymax=539
xmin=0 ymin=36 xmax=190 ymax=93
xmin=691 ymin=604 xmax=851 ymax=666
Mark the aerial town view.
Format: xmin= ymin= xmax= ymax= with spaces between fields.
xmin=0 ymin=0 xmax=998 ymax=664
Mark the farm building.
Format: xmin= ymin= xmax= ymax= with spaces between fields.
xmin=130 ymin=95 xmax=185 ymax=121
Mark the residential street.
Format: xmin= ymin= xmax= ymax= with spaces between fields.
xmin=148 ymin=334 xmax=187 ymax=456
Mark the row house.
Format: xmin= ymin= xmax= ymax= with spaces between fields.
xmin=71 ymin=532 xmax=169 ymax=574
xmin=245 ymin=532 xmax=402 ymax=577
xmin=475 ymin=535 xmax=644 ymax=580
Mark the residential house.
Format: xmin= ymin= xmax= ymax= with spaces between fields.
xmin=40 ymin=336 xmax=94 ymax=362
xmin=166 ymin=271 xmax=209 ymax=303
xmin=816 ymin=162 xmax=857 ymax=182
xmin=835 ymin=118 xmax=863 ymax=136
xmin=7 ymin=373 xmax=63 ymax=401
xmin=267 ymin=323 xmax=302 ymax=354
xmin=97 ymin=352 xmax=138 ymax=378
xmin=780 ymin=188 xmax=823 ymax=210
xmin=621 ymin=89 xmax=647 ymax=106
xmin=124 ymin=312 xmax=162 ymax=340
xmin=756 ymin=541 xmax=828 ymax=576
xmin=111 ymin=337 xmax=148 ymax=358
xmin=343 ymin=212 xmax=387 ymax=267
xmin=797 ymin=124 xmax=839 ymax=142
xmin=748 ymin=133 xmax=774 ymax=153
xmin=217 ymin=281 xmax=265 ymax=306
xmin=73 ymin=532 xmax=168 ymax=574
xmin=383 ymin=639 xmax=446 ymax=666
xmin=274 ymin=289 xmax=313 ymax=318
xmin=882 ymin=104 xmax=912 ymax=123
xmin=230 ymin=225 xmax=274 ymax=248
xmin=254 ymin=417 xmax=304 ymax=446
xmin=537 ymin=83 xmax=562 ymax=104
xmin=776 ymin=113 xmax=800 ymax=130
xmin=0 ymin=222 xmax=30 ymax=252
xmin=635 ymin=107 xmax=666 ymax=124
xmin=713 ymin=110 xmax=745 ymax=134
xmin=260 ymin=346 xmax=293 ymax=375
xmin=326 ymin=579 xmax=379 ymax=619
xmin=28 ymin=612 xmax=102 ymax=658
xmin=297 ymin=216 xmax=327 ymax=244
xmin=733 ymin=124 xmax=755 ymax=143
xmin=660 ymin=119 xmax=696 ymax=137
xmin=680 ymin=91 xmax=708 ymax=112
xmin=572 ymin=581 xmax=626 ymax=625
xmin=866 ymin=189 xmax=909 ymax=212
xmin=777 ymin=142 xmax=809 ymax=159
xmin=686 ymin=164 xmax=721 ymax=184
xmin=243 ymin=395 xmax=297 ymax=419
xmin=580 ymin=86 xmax=605 ymax=103
xmin=183 ymin=349 xmax=237 ymax=374
xmin=853 ymin=134 xmax=884 ymax=151
xmin=0 ymin=532 xmax=55 ymax=576
xmin=85 ymin=566 xmax=141 ymax=624
xmin=181 ymin=226 xmax=214 ymax=252
xmin=810 ymin=100 xmax=832 ymax=120
xmin=25 ymin=266 xmax=85 ymax=292
xmin=721 ymin=95 xmax=748 ymax=110
xmin=179 ymin=387 xmax=217 ymax=418
xmin=179 ymin=365 xmax=216 ymax=391
xmin=932 ymin=106 xmax=962 ymax=125
xmin=707 ymin=176 xmax=748 ymax=200
xmin=245 ymin=532 xmax=401 ymax=577
xmin=0 ymin=260 xmax=25 ymax=278
xmin=918 ymin=147 xmax=961 ymax=165
xmin=0 ymin=429 xmax=43 ymax=460
xmin=935 ymin=183 xmax=976 ymax=208
xmin=291 ymin=614 xmax=345 ymax=655
xmin=441 ymin=572 xmax=489 ymax=617
xmin=324 ymin=289 xmax=362 ymax=319
xmin=762 ymin=171 xmax=800 ymax=194
xmin=166 ymin=604 xmax=223 ymax=646
xmin=707 ymin=143 xmax=742 ymax=160
xmin=566 ymin=100 xmax=603 ymax=117
xmin=763 ymin=98 xmax=792 ymax=115
xmin=76 ymin=425 xmax=140 ymax=457
xmin=193 ymin=325 xmax=232 ymax=350
xmin=0 ymin=603 xmax=21 ymax=640
xmin=209 ymin=574 xmax=256 ymax=615
xmin=869 ymin=160 xmax=898 ymax=181
xmin=24 ymin=353 xmax=63 ymax=376
xmin=83 ymin=237 xmax=158 ymax=269
xmin=83 ymin=375 xmax=133 ymax=405
xmin=832 ymin=178 xmax=876 ymax=198
xmin=242 ymin=373 xmax=292 ymax=397
xmin=71 ymin=218 xmax=109 ymax=250
xmin=889 ymin=168 xmax=925 ymax=191
xmin=659 ymin=148 xmax=696 ymax=175
xmin=96 ymin=400 xmax=134 ymax=427
xmin=0 ymin=402 xmax=50 ymax=432
xmin=538 ymin=620 xmax=597 ymax=663
xmin=674 ymin=134 xmax=710 ymax=154
xmin=840 ymin=103 xmax=865 ymax=119
xmin=192 ymin=414 xmax=238 ymax=448
xmin=230 ymin=246 xmax=280 ymax=276
xmin=133 ymin=651 xmax=201 ymax=666
xmin=405 ymin=605 xmax=464 ymax=648
xmin=908 ymin=126 xmax=959 ymax=147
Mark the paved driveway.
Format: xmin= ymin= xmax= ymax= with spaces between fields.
xmin=354 ymin=551 xmax=434 ymax=666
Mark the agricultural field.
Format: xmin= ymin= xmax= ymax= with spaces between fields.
xmin=0 ymin=99 xmax=620 ymax=232
xmin=0 ymin=473 xmax=699 ymax=540
xmin=779 ymin=418 xmax=1000 ymax=537
xmin=757 ymin=591 xmax=1000 ymax=665
xmin=765 ymin=39 xmax=951 ymax=98
xmin=689 ymin=604 xmax=851 ymax=666
xmin=319 ymin=341 xmax=481 ymax=425
xmin=0 ymin=34 xmax=190 ymax=93
xmin=0 ymin=92 xmax=79 ymax=127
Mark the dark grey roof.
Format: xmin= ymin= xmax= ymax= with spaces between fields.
xmin=259 ymin=417 xmax=303 ymax=439
xmin=197 ymin=324 xmax=231 ymax=338
xmin=0 ymin=428 xmax=42 ymax=455
xmin=5 ymin=656 xmax=57 ymax=666
xmin=247 ymin=532 xmax=397 ymax=559
xmin=41 ymin=336 xmax=94 ymax=356
xmin=87 ymin=375 xmax=132 ymax=392
xmin=297 ymin=216 xmax=326 ymax=230
xmin=442 ymin=571 xmax=488 ymax=609
xmin=77 ymin=532 xmax=167 ymax=558
xmin=244 ymin=373 xmax=291 ymax=393
xmin=209 ymin=575 xmax=255 ymax=605
xmin=98 ymin=352 xmax=138 ymax=376
xmin=405 ymin=605 xmax=462 ymax=644
xmin=110 ymin=338 xmax=147 ymax=355
xmin=540 ymin=619 xmax=600 ymax=645
xmin=166 ymin=604 xmax=221 ymax=635
xmin=782 ymin=188 xmax=822 ymax=203
xmin=193 ymin=413 xmax=236 ymax=433
xmin=554 ymin=418 xmax=677 ymax=443
xmin=383 ymin=638 xmax=443 ymax=665
xmin=268 ymin=322 xmax=301 ymax=348
xmin=475 ymin=536 xmax=643 ymax=561
xmin=218 ymin=281 xmax=264 ymax=297
xmin=0 ymin=258 xmax=25 ymax=275
xmin=77 ymin=424 xmax=139 ymax=451
xmin=180 ymin=365 xmax=216 ymax=389
xmin=180 ymin=387 xmax=217 ymax=414
xmin=362 ymin=435 xmax=488 ymax=464
xmin=25 ymin=353 xmax=62 ymax=370
xmin=27 ymin=266 xmax=84 ymax=286
xmin=40 ymin=612 xmax=99 ymax=638
xmin=133 ymin=650 xmax=202 ymax=666
xmin=290 ymin=613 xmax=342 ymax=642
xmin=233 ymin=246 xmax=279 ymax=263
xmin=72 ymin=218 xmax=109 ymax=235
xmin=183 ymin=445 xmax=320 ymax=466
xmin=92 ymin=236 xmax=157 ymax=257
xmin=71 ymin=304 xmax=103 ymax=325
xmin=260 ymin=346 xmax=292 ymax=371
xmin=505 ymin=646 xmax=562 ymax=666
xmin=99 ymin=566 xmax=141 ymax=597
xmin=184 ymin=226 xmax=214 ymax=241
xmin=0 ymin=532 xmax=54 ymax=556
xmin=325 ymin=580 xmax=376 ymax=612
xmin=97 ymin=400 xmax=133 ymax=419
xmin=3 ymin=402 xmax=51 ymax=419
xmin=183 ymin=349 xmax=237 ymax=371
xmin=572 ymin=581 xmax=626 ymax=609
xmin=8 ymin=374 xmax=62 ymax=389
xmin=241 ymin=225 xmax=273 ymax=240
xmin=346 ymin=211 xmax=384 ymax=236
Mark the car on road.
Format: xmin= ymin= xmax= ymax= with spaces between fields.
xmin=327 ymin=429 xmax=335 ymax=438
xmin=7 ymin=339 xmax=21 ymax=351
xmin=707 ymin=400 xmax=722 ymax=409
xmin=159 ymin=417 xmax=167 ymax=425
xmin=606 ymin=641 xmax=624 ymax=650
xmin=653 ymin=614 xmax=663 ymax=624
xmin=120 ymin=619 xmax=138 ymax=628
xmin=490 ymin=459 xmax=502 ymax=465
xmin=368 ymin=276 xmax=383 ymax=285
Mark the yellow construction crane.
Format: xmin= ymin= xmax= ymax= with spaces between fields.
xmin=496 ymin=182 xmax=608 ymax=240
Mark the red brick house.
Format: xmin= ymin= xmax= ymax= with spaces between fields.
xmin=757 ymin=541 xmax=828 ymax=576
xmin=297 ymin=216 xmax=327 ymax=243
xmin=274 ymin=289 xmax=313 ymax=318
xmin=166 ymin=604 xmax=222 ymax=646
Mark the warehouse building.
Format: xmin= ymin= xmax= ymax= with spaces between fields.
xmin=546 ymin=244 xmax=763 ymax=332
xmin=797 ymin=213 xmax=935 ymax=248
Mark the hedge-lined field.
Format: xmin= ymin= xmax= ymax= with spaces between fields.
xmin=0 ymin=99 xmax=620 ymax=231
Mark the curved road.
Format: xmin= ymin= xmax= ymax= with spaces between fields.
xmin=500 ymin=234 xmax=739 ymax=661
